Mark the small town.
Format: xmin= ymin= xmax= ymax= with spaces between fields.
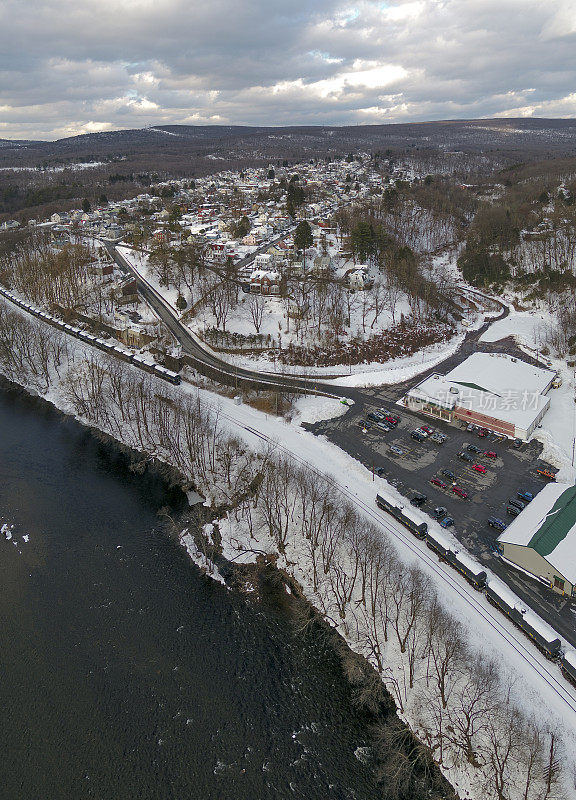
xmin=2 ymin=3 xmax=576 ymax=800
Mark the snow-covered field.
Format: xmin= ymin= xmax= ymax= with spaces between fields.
xmin=0 ymin=161 xmax=104 ymax=173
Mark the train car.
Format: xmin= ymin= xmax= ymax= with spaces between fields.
xmin=375 ymin=493 xmax=428 ymax=539
xmin=452 ymin=549 xmax=487 ymax=590
xmin=132 ymin=354 xmax=156 ymax=375
xmin=561 ymin=650 xmax=576 ymax=685
xmin=486 ymin=579 xmax=561 ymax=658
xmin=426 ymin=528 xmax=452 ymax=558
xmin=110 ymin=345 xmax=131 ymax=363
xmin=153 ymin=365 xmax=182 ymax=385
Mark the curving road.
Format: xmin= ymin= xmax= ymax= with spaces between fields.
xmin=107 ymin=242 xmax=509 ymax=405
xmin=108 ymin=243 xmax=354 ymax=399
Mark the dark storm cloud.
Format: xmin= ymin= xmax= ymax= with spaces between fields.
xmin=0 ymin=0 xmax=575 ymax=139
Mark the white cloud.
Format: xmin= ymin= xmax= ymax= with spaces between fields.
xmin=0 ymin=0 xmax=574 ymax=138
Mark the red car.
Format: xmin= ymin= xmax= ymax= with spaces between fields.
xmin=484 ymin=451 xmax=497 ymax=459
xmin=472 ymin=464 xmax=487 ymax=474
xmin=421 ymin=425 xmax=434 ymax=434
xmin=452 ymin=486 xmax=468 ymax=498
xmin=430 ymin=477 xmax=447 ymax=488
xmin=384 ymin=415 xmax=399 ymax=426
xmin=477 ymin=428 xmax=489 ymax=437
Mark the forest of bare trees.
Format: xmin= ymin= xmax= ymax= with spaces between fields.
xmin=0 ymin=295 xmax=570 ymax=800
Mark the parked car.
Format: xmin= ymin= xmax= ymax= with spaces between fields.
xmin=411 ymin=430 xmax=426 ymax=442
xmin=376 ymin=422 xmax=391 ymax=432
xmin=389 ymin=445 xmax=405 ymax=456
xmin=431 ymin=432 xmax=447 ymax=444
xmin=358 ymin=420 xmax=372 ymax=429
xmin=506 ymin=505 xmax=521 ymax=516
xmin=472 ymin=464 xmax=487 ymax=474
xmin=374 ymin=467 xmax=386 ymax=477
xmin=467 ymin=444 xmax=482 ymax=453
xmin=452 ymin=486 xmax=468 ymax=498
xmin=410 ymin=493 xmax=427 ymax=507
xmin=484 ymin=451 xmax=497 ymax=459
xmin=477 ymin=428 xmax=490 ymax=438
xmin=440 ymin=516 xmax=455 ymax=528
xmin=383 ymin=415 xmax=399 ymax=426
xmin=441 ymin=469 xmax=456 ymax=480
xmin=466 ymin=423 xmax=477 ymax=431
xmin=517 ymin=490 xmax=534 ymax=503
xmin=508 ymin=498 xmax=525 ymax=511
xmin=513 ymin=438 xmax=523 ymax=449
xmin=488 ymin=517 xmax=507 ymax=531
xmin=380 ymin=410 xmax=400 ymax=422
xmin=432 ymin=506 xmax=447 ymax=519
xmin=420 ymin=425 xmax=434 ymax=434
xmin=367 ymin=412 xmax=384 ymax=423
xmin=458 ymin=451 xmax=474 ymax=462
xmin=430 ymin=477 xmax=447 ymax=489
xmin=536 ymin=468 xmax=556 ymax=481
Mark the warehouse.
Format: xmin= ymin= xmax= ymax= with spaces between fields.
xmin=497 ymin=483 xmax=576 ymax=596
xmin=405 ymin=352 xmax=555 ymax=440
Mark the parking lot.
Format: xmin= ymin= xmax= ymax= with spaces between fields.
xmin=307 ymin=400 xmax=576 ymax=647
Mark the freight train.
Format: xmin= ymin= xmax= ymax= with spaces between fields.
xmin=375 ymin=491 xmax=574 ymax=671
xmin=0 ymin=286 xmax=181 ymax=385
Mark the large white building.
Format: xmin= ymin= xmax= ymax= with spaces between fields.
xmin=498 ymin=483 xmax=576 ymax=596
xmin=406 ymin=352 xmax=555 ymax=440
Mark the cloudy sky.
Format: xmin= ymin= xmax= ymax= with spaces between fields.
xmin=1 ymin=0 xmax=575 ymax=140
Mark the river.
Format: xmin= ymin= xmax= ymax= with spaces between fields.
xmin=0 ymin=380 xmax=382 ymax=800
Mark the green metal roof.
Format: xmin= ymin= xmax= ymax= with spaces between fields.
xmin=451 ymin=380 xmax=499 ymax=396
xmin=528 ymin=485 xmax=576 ymax=557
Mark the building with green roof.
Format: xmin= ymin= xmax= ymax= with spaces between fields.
xmin=498 ymin=483 xmax=576 ymax=596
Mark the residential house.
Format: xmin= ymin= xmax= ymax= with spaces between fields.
xmin=249 ymin=269 xmax=282 ymax=295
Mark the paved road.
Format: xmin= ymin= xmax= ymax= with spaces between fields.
xmin=108 ymin=241 xmax=514 ymax=411
xmin=108 ymin=243 xmax=348 ymax=399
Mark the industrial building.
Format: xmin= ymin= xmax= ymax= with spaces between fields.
xmin=497 ymin=483 xmax=576 ymax=596
xmin=405 ymin=352 xmax=555 ymax=440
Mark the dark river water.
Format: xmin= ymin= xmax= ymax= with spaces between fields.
xmin=0 ymin=381 xmax=381 ymax=800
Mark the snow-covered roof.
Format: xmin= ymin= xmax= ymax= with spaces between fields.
xmin=250 ymin=269 xmax=280 ymax=281
xmin=447 ymin=352 xmax=555 ymax=398
xmin=498 ymin=483 xmax=576 ymax=584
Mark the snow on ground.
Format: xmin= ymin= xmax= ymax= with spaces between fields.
xmin=187 ymin=385 xmax=576 ymax=794
xmin=3 ymin=289 xmax=576 ymax=796
xmin=179 ymin=526 xmax=227 ymax=585
xmin=290 ymin=395 xmax=353 ymax=424
xmin=331 ymin=332 xmax=466 ymax=386
xmin=117 ymin=245 xmax=181 ymax=311
xmin=0 ymin=161 xmax=104 ymax=173
xmin=479 ymin=308 xmax=549 ymax=347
